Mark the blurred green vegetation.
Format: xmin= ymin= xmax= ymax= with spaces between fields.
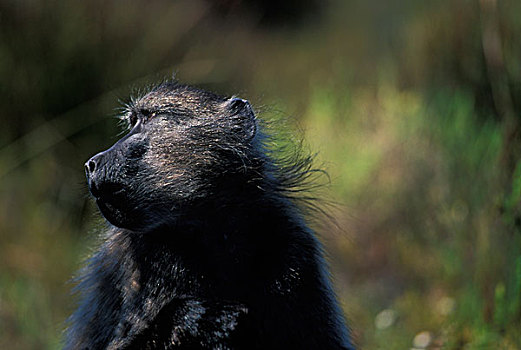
xmin=1 ymin=0 xmax=520 ymax=348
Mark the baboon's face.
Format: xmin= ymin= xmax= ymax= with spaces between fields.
xmin=85 ymin=83 xmax=256 ymax=231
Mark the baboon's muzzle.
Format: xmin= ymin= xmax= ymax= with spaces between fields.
xmin=85 ymin=151 xmax=131 ymax=228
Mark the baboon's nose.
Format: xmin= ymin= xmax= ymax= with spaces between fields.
xmin=85 ymin=153 xmax=106 ymax=197
xmin=85 ymin=156 xmax=99 ymax=178
xmin=85 ymin=159 xmax=96 ymax=176
xmin=84 ymin=152 xmax=105 ymax=182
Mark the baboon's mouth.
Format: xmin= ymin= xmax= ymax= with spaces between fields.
xmin=96 ymin=198 xmax=128 ymax=227
xmin=96 ymin=188 xmax=126 ymax=203
xmin=90 ymin=183 xmax=133 ymax=227
xmin=88 ymin=180 xmax=125 ymax=199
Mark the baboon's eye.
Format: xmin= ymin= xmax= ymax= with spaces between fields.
xmin=140 ymin=109 xmax=157 ymax=121
xmin=128 ymin=110 xmax=158 ymax=128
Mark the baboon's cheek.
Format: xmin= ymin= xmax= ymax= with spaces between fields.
xmin=125 ymin=142 xmax=148 ymax=160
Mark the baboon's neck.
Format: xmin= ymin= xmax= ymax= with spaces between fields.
xmin=119 ymin=184 xmax=311 ymax=298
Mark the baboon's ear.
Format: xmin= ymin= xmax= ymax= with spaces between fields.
xmin=226 ymin=97 xmax=257 ymax=140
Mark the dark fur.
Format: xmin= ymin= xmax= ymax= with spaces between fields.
xmin=65 ymin=82 xmax=354 ymax=349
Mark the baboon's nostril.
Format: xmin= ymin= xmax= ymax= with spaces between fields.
xmin=88 ymin=160 xmax=96 ymax=173
xmin=85 ymin=159 xmax=97 ymax=176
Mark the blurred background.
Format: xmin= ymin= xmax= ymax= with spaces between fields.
xmin=1 ymin=0 xmax=521 ymax=348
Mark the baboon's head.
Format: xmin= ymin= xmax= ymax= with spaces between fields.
xmin=85 ymin=82 xmax=257 ymax=231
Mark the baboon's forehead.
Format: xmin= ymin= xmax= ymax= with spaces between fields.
xmin=135 ymin=83 xmax=226 ymax=115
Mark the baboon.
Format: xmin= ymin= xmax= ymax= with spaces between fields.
xmin=65 ymin=81 xmax=354 ymax=349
